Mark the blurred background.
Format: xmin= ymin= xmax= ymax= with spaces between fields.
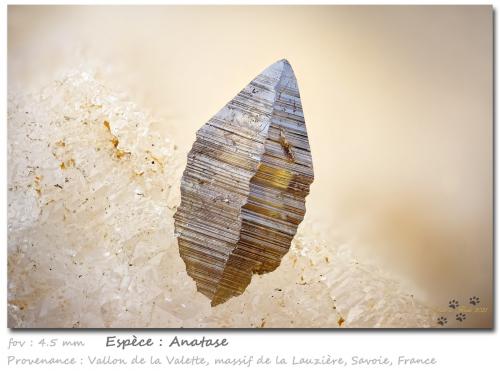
xmin=8 ymin=5 xmax=493 ymax=327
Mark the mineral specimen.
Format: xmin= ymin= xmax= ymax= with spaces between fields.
xmin=174 ymin=59 xmax=314 ymax=306
xmin=8 ymin=67 xmax=438 ymax=328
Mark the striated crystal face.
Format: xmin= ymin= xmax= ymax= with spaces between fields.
xmin=174 ymin=60 xmax=314 ymax=306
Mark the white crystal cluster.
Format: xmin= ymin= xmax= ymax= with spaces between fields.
xmin=8 ymin=70 xmax=437 ymax=328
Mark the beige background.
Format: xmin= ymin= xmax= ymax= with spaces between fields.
xmin=8 ymin=5 xmax=493 ymax=327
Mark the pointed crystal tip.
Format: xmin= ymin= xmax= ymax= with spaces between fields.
xmin=275 ymin=58 xmax=291 ymax=68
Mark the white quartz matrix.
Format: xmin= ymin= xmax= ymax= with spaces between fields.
xmin=8 ymin=69 xmax=437 ymax=328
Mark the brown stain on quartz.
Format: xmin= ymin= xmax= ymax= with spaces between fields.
xmin=104 ymin=120 xmax=130 ymax=159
